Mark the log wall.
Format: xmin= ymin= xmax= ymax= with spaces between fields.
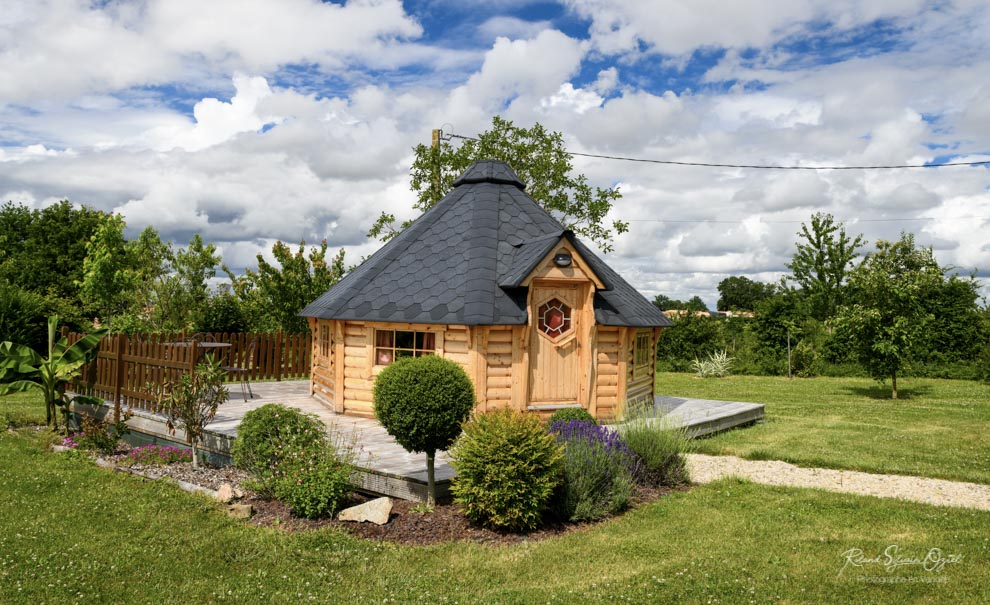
xmin=310 ymin=319 xmax=653 ymax=423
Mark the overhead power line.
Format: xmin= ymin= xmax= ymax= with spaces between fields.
xmin=625 ymin=216 xmax=989 ymax=225
xmin=442 ymin=132 xmax=990 ymax=171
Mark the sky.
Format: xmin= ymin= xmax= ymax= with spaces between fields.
xmin=2 ymin=0 xmax=989 ymax=309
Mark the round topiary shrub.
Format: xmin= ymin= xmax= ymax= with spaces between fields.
xmin=374 ymin=355 xmax=475 ymax=505
xmin=231 ymin=403 xmax=329 ymax=496
xmin=548 ymin=407 xmax=598 ymax=426
xmin=450 ymin=409 xmax=564 ymax=531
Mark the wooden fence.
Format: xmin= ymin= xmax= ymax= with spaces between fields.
xmin=66 ymin=331 xmax=311 ymax=416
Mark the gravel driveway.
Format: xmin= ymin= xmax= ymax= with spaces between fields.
xmin=687 ymin=454 xmax=990 ymax=511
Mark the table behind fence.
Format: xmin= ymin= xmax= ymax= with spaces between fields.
xmin=66 ymin=330 xmax=312 ymax=415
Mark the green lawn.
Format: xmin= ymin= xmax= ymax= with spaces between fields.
xmin=657 ymin=372 xmax=990 ymax=485
xmin=0 ymin=391 xmax=47 ymax=428
xmin=0 ymin=428 xmax=987 ymax=604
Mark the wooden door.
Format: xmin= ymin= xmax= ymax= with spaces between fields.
xmin=529 ymin=283 xmax=581 ymax=404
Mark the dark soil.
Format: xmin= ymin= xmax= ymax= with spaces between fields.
xmin=245 ymin=485 xmax=683 ymax=546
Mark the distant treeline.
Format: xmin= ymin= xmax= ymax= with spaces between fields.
xmin=655 ymin=214 xmax=989 ymax=384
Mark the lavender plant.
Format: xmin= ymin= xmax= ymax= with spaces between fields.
xmin=548 ymin=420 xmax=637 ymax=522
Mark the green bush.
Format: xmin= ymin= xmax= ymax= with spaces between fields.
xmin=274 ymin=454 xmax=352 ymax=519
xmin=231 ymin=404 xmax=329 ymax=496
xmin=450 ymin=409 xmax=563 ymax=531
xmin=0 ymin=283 xmax=49 ymax=353
xmin=548 ymin=407 xmax=598 ymax=425
xmin=198 ymin=293 xmax=248 ymax=333
xmin=374 ymin=355 xmax=475 ymax=505
xmin=619 ymin=417 xmax=691 ymax=487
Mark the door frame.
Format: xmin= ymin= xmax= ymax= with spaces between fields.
xmin=527 ymin=279 xmax=594 ymax=407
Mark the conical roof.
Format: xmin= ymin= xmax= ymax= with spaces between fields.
xmin=300 ymin=160 xmax=671 ymax=327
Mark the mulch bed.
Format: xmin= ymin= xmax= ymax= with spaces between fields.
xmin=63 ymin=438 xmax=687 ymax=547
xmin=244 ymin=485 xmax=683 ymax=546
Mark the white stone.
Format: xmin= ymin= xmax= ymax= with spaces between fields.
xmin=338 ymin=497 xmax=392 ymax=525
xmin=216 ymin=483 xmax=235 ymax=503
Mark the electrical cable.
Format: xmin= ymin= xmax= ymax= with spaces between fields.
xmin=442 ymin=132 xmax=990 ymax=171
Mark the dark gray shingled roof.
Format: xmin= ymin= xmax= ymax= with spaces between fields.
xmin=300 ymin=161 xmax=672 ymax=328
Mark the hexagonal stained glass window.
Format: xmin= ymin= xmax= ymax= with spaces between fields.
xmin=538 ymin=298 xmax=572 ymax=339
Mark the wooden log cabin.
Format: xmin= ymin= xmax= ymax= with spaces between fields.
xmin=300 ymin=161 xmax=673 ymax=422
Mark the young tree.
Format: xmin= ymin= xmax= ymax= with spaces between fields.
xmin=153 ymin=356 xmax=229 ymax=469
xmin=787 ymin=212 xmax=865 ymax=320
xmin=716 ymin=276 xmax=777 ymax=312
xmin=370 ymin=116 xmax=627 ymax=252
xmin=144 ymin=233 xmax=221 ymax=331
xmin=752 ymin=289 xmax=809 ymax=375
xmin=225 ymin=240 xmax=345 ymax=333
xmin=373 ymin=355 xmax=475 ymax=507
xmin=836 ymin=233 xmax=943 ymax=398
xmin=174 ymin=234 xmax=220 ymax=311
xmin=79 ymin=214 xmax=142 ymax=328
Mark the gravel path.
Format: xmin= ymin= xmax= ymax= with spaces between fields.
xmin=687 ymin=454 xmax=990 ymax=511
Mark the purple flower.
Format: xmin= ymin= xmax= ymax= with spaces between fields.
xmin=548 ymin=419 xmax=640 ymax=475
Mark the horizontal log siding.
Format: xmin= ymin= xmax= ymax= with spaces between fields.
xmin=594 ymin=327 xmax=621 ymax=421
xmin=442 ymin=327 xmax=470 ymax=367
xmin=484 ymin=327 xmax=514 ymax=410
xmin=342 ymin=323 xmax=373 ymax=416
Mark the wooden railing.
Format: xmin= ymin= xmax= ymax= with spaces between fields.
xmin=66 ymin=331 xmax=311 ymax=416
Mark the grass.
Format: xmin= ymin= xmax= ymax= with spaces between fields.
xmin=1 ymin=426 xmax=988 ymax=604
xmin=657 ymin=372 xmax=990 ymax=485
xmin=0 ymin=391 xmax=47 ymax=428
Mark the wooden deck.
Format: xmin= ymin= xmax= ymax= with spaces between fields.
xmin=655 ymin=396 xmax=765 ymax=437
xmin=75 ymin=381 xmax=763 ymax=503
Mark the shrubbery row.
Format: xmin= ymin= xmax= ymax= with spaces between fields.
xmin=450 ymin=407 xmax=691 ymax=531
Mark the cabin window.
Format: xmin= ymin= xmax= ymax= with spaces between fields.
xmin=317 ymin=323 xmax=331 ymax=367
xmin=375 ymin=329 xmax=436 ymax=366
xmin=633 ymin=330 xmax=651 ymax=379
xmin=537 ymin=298 xmax=572 ymax=339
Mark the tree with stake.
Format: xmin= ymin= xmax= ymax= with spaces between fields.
xmin=373 ymin=355 xmax=475 ymax=507
xmin=152 ymin=356 xmax=229 ymax=468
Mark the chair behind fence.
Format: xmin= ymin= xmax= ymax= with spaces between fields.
xmin=67 ymin=330 xmax=312 ymax=414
